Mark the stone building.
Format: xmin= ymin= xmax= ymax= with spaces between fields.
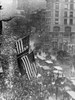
xmin=46 ymin=0 xmax=75 ymax=55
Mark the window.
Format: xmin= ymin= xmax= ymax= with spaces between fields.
xmin=55 ymin=22 xmax=59 ymax=24
xmin=70 ymin=0 xmax=73 ymax=2
xmin=55 ymin=3 xmax=59 ymax=9
xmin=55 ymin=11 xmax=59 ymax=17
xmin=53 ymin=26 xmax=60 ymax=32
xmin=55 ymin=19 xmax=59 ymax=24
xmin=70 ymin=4 xmax=74 ymax=10
xmin=65 ymin=26 xmax=71 ymax=32
xmin=55 ymin=19 xmax=59 ymax=21
xmin=65 ymin=0 xmax=68 ymax=2
xmin=65 ymin=4 xmax=68 ymax=9
xmin=56 ymin=0 xmax=59 ymax=2
xmin=70 ymin=11 xmax=73 ymax=17
xmin=69 ymin=19 xmax=73 ymax=25
xmin=64 ymin=11 xmax=68 ymax=17
xmin=64 ymin=19 xmax=67 ymax=25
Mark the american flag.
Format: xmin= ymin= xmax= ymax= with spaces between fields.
xmin=16 ymin=35 xmax=29 ymax=57
xmin=17 ymin=51 xmax=37 ymax=80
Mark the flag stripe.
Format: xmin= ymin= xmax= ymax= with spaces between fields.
xmin=16 ymin=41 xmax=20 ymax=54
xmin=18 ymin=39 xmax=21 ymax=54
xmin=19 ymin=39 xmax=23 ymax=54
xmin=23 ymin=56 xmax=31 ymax=80
xmin=31 ymin=63 xmax=36 ymax=77
xmin=21 ymin=56 xmax=30 ymax=80
xmin=20 ymin=39 xmax=24 ymax=53
xmin=26 ymin=56 xmax=33 ymax=78
xmin=33 ymin=63 xmax=37 ymax=75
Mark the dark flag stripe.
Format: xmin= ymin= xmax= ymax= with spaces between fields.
xmin=31 ymin=63 xmax=36 ymax=77
xmin=30 ymin=63 xmax=35 ymax=77
xmin=32 ymin=63 xmax=37 ymax=76
xmin=34 ymin=63 xmax=37 ymax=75
xmin=21 ymin=56 xmax=31 ymax=80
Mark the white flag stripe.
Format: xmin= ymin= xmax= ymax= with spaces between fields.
xmin=16 ymin=40 xmax=21 ymax=54
xmin=19 ymin=39 xmax=23 ymax=54
xmin=16 ymin=41 xmax=20 ymax=54
xmin=18 ymin=40 xmax=21 ymax=54
xmin=26 ymin=56 xmax=33 ymax=78
xmin=21 ymin=58 xmax=26 ymax=70
xmin=21 ymin=56 xmax=30 ymax=80
xmin=23 ymin=56 xmax=31 ymax=80
xmin=20 ymin=39 xmax=24 ymax=53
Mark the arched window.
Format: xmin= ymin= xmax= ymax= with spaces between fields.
xmin=65 ymin=26 xmax=71 ymax=32
xmin=53 ymin=26 xmax=60 ymax=32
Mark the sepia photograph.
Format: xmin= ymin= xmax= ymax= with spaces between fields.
xmin=0 ymin=0 xmax=75 ymax=100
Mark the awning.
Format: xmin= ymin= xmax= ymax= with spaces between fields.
xmin=54 ymin=66 xmax=63 ymax=71
xmin=45 ymin=60 xmax=53 ymax=64
xmin=70 ymin=79 xmax=75 ymax=85
xmin=67 ymin=90 xmax=75 ymax=99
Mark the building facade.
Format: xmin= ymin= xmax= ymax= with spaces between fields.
xmin=46 ymin=0 xmax=75 ymax=32
xmin=46 ymin=0 xmax=75 ymax=55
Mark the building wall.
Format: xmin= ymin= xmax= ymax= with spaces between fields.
xmin=46 ymin=0 xmax=75 ymax=32
xmin=46 ymin=0 xmax=75 ymax=55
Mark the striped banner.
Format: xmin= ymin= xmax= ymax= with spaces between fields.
xmin=16 ymin=35 xmax=29 ymax=55
xmin=21 ymin=53 xmax=37 ymax=80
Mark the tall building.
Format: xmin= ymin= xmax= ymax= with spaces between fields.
xmin=46 ymin=0 xmax=75 ymax=54
xmin=46 ymin=0 xmax=75 ymax=32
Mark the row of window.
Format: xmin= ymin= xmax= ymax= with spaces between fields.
xmin=53 ymin=26 xmax=71 ymax=32
xmin=64 ymin=18 xmax=73 ymax=25
xmin=54 ymin=18 xmax=73 ymax=25
xmin=55 ymin=10 xmax=74 ymax=18
xmin=65 ymin=0 xmax=75 ymax=2
xmin=55 ymin=2 xmax=75 ymax=10
xmin=56 ymin=0 xmax=75 ymax=2
xmin=64 ymin=3 xmax=74 ymax=10
xmin=55 ymin=3 xmax=75 ymax=10
xmin=64 ymin=11 xmax=73 ymax=17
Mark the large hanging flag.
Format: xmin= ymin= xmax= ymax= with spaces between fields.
xmin=17 ymin=51 xmax=37 ymax=80
xmin=15 ymin=35 xmax=29 ymax=57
